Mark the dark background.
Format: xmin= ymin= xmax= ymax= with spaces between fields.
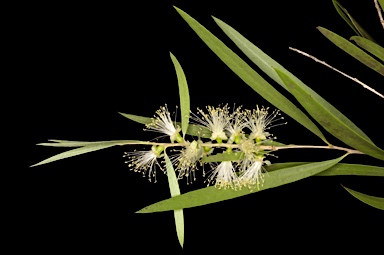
xmin=19 ymin=0 xmax=383 ymax=253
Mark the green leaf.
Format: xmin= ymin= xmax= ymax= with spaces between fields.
xmin=164 ymin=152 xmax=184 ymax=247
xmin=317 ymin=27 xmax=384 ymax=76
xmin=174 ymin=6 xmax=328 ymax=144
xmin=319 ymin=163 xmax=384 ymax=176
xmin=184 ymin=123 xmax=211 ymax=138
xmin=213 ymin=17 xmax=287 ymax=90
xmin=213 ymin=17 xmax=376 ymax=145
xmin=342 ymin=186 xmax=384 ymax=210
xmin=37 ymin=140 xmax=145 ymax=147
xmin=332 ymin=1 xmax=375 ymax=41
xmin=119 ymin=112 xmax=211 ymax=138
xmin=212 ymin=17 xmax=368 ymax=144
xmin=118 ymin=112 xmax=152 ymax=125
xmin=347 ymin=15 xmax=375 ymax=42
xmin=274 ymin=68 xmax=384 ymax=161
xmin=350 ymin=36 xmax=384 ymax=62
xmin=266 ymin=162 xmax=384 ymax=177
xmin=332 ymin=0 xmax=360 ymax=35
xmin=170 ymin=52 xmax=190 ymax=139
xmin=30 ymin=143 xmax=120 ymax=167
xmin=47 ymin=139 xmax=89 ymax=143
xmin=137 ymin=154 xmax=346 ymax=213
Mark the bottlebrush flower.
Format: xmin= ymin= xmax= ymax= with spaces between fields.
xmin=146 ymin=105 xmax=182 ymax=143
xmin=226 ymin=106 xmax=246 ymax=144
xmin=237 ymin=136 xmax=260 ymax=172
xmin=244 ymin=106 xmax=283 ymax=141
xmin=123 ymin=145 xmax=163 ymax=182
xmin=205 ymin=161 xmax=240 ymax=190
xmin=191 ymin=105 xmax=230 ymax=142
xmin=239 ymin=157 xmax=266 ymax=190
xmin=171 ymin=140 xmax=204 ymax=183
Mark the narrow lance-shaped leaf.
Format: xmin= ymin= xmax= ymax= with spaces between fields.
xmin=342 ymin=186 xmax=384 ymax=210
xmin=318 ymin=27 xmax=384 ymax=76
xmin=118 ymin=112 xmax=152 ymax=125
xmin=164 ymin=152 xmax=184 ymax=247
xmin=212 ymin=17 xmax=287 ymax=91
xmin=347 ymin=15 xmax=375 ymax=42
xmin=274 ymin=68 xmax=384 ymax=161
xmin=332 ymin=0 xmax=360 ymax=36
xmin=30 ymin=143 xmax=120 ymax=167
xmin=173 ymin=6 xmax=328 ymax=144
xmin=212 ymin=17 xmax=372 ymax=143
xmin=119 ymin=112 xmax=211 ymax=138
xmin=331 ymin=1 xmax=375 ymax=41
xmin=37 ymin=140 xmax=146 ymax=147
xmin=266 ymin=162 xmax=384 ymax=177
xmin=170 ymin=52 xmax=190 ymax=139
xmin=350 ymin=36 xmax=384 ymax=62
xmin=137 ymin=154 xmax=347 ymax=213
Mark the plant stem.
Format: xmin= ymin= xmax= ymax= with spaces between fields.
xmin=263 ymin=144 xmax=363 ymax=155
xmin=118 ymin=141 xmax=364 ymax=155
xmin=289 ymin=47 xmax=384 ymax=99
xmin=374 ymin=0 xmax=384 ymax=30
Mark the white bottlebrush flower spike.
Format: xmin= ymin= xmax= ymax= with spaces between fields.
xmin=191 ymin=105 xmax=230 ymax=142
xmin=206 ymin=161 xmax=239 ymax=190
xmin=146 ymin=105 xmax=182 ymax=143
xmin=123 ymin=145 xmax=162 ymax=182
xmin=244 ymin=106 xmax=283 ymax=141
xmin=123 ymin=104 xmax=280 ymax=187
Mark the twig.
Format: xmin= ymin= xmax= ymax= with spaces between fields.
xmin=289 ymin=47 xmax=384 ymax=99
xmin=118 ymin=141 xmax=364 ymax=155
xmin=374 ymin=0 xmax=384 ymax=29
xmin=267 ymin=144 xmax=364 ymax=155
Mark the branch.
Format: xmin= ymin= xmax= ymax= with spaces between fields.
xmin=118 ymin=141 xmax=364 ymax=155
xmin=374 ymin=0 xmax=384 ymax=30
xmin=289 ymin=47 xmax=384 ymax=99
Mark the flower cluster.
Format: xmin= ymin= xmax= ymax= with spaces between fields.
xmin=124 ymin=104 xmax=284 ymax=190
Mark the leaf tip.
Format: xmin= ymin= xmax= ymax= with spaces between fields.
xmin=29 ymin=162 xmax=40 ymax=168
xmin=135 ymin=208 xmax=146 ymax=214
xmin=173 ymin=5 xmax=181 ymax=12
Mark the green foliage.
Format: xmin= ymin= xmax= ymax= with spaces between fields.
xmin=32 ymin=1 xmax=384 ymax=248
xmin=332 ymin=0 xmax=375 ymax=41
xmin=342 ymin=186 xmax=384 ymax=210
xmin=137 ymin=155 xmax=347 ymax=213
xmin=275 ymin=68 xmax=384 ymax=160
xmin=31 ymin=140 xmax=145 ymax=167
xmin=317 ymin=27 xmax=384 ymax=76
xmin=174 ymin=6 xmax=329 ymax=144
xmin=170 ymin=52 xmax=190 ymax=139
xmin=164 ymin=152 xmax=184 ymax=247
xmin=350 ymin=36 xmax=384 ymax=62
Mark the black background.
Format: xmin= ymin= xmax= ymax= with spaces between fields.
xmin=19 ymin=0 xmax=383 ymax=253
